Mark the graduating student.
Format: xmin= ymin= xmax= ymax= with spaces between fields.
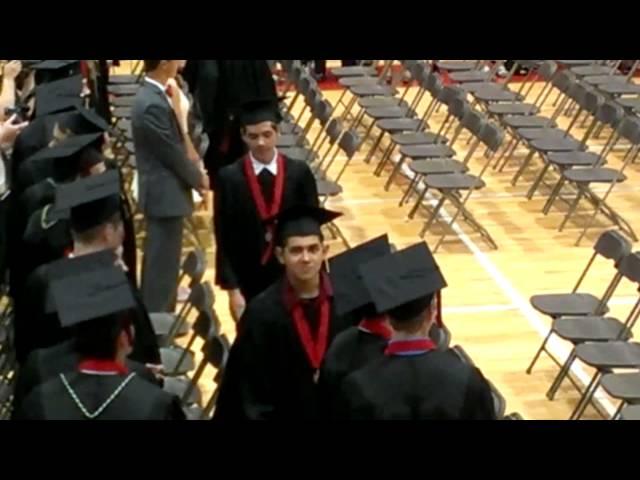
xmin=213 ymin=205 xmax=352 ymax=421
xmin=15 ymin=265 xmax=184 ymax=421
xmin=340 ymin=242 xmax=496 ymax=420
xmin=18 ymin=171 xmax=160 ymax=365
xmin=214 ymin=98 xmax=318 ymax=321
xmin=317 ymin=234 xmax=393 ymax=419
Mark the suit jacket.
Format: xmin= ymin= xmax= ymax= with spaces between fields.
xmin=131 ymin=81 xmax=202 ymax=219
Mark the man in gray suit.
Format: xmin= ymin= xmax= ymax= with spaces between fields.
xmin=132 ymin=60 xmax=209 ymax=312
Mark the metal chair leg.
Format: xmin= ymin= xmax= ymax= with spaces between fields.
xmin=526 ymin=162 xmax=551 ymax=200
xmin=526 ymin=330 xmax=553 ymax=374
xmin=511 ymin=149 xmax=536 ymax=186
xmin=569 ymin=371 xmax=602 ymax=420
xmin=559 ymin=189 xmax=584 ymax=232
xmin=546 ymin=349 xmax=577 ymax=400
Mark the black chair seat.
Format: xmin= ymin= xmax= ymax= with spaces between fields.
xmin=150 ymin=312 xmax=190 ymax=337
xmin=160 ymin=347 xmax=196 ymax=376
xmin=332 ymin=65 xmax=377 ymax=77
xmin=280 ymin=123 xmax=303 ymax=135
xmin=108 ymin=84 xmax=139 ymax=96
xmin=489 ymin=103 xmax=539 ymax=116
xmin=112 ymin=96 xmax=135 ymax=108
xmin=392 ymin=131 xmax=447 ymax=145
xmin=517 ymin=127 xmax=567 ymax=141
xmin=553 ymin=316 xmax=630 ymax=343
xmin=350 ymin=84 xmax=396 ymax=97
xmin=548 ymin=151 xmax=600 ymax=167
xmin=617 ymin=98 xmax=640 ymax=112
xmin=601 ymin=372 xmax=640 ymax=401
xmin=409 ymin=158 xmax=467 ymax=175
xmin=530 ymin=136 xmax=583 ymax=152
xmin=280 ymin=147 xmax=316 ymax=163
xmin=366 ymin=105 xmax=411 ymax=119
xmin=163 ymin=376 xmax=202 ymax=405
xmin=359 ymin=97 xmax=406 ymax=109
xmin=435 ymin=61 xmax=478 ymax=72
xmin=575 ymin=341 xmax=640 ymax=369
xmin=316 ymin=179 xmax=343 ymax=196
xmin=400 ymin=144 xmax=456 ymax=158
xmin=109 ymin=74 xmax=140 ymax=85
xmin=563 ymin=167 xmax=626 ymax=184
xmin=582 ymin=75 xmax=627 ymax=86
xmin=474 ymin=86 xmax=524 ymax=102
xmin=558 ymin=60 xmax=597 ymax=67
xmin=571 ymin=65 xmax=617 ymax=77
xmin=620 ymin=404 xmax=640 ymax=420
xmin=449 ymin=71 xmax=492 ymax=83
xmin=112 ymin=107 xmax=131 ymax=119
xmin=530 ymin=293 xmax=603 ymax=317
xmin=425 ymin=173 xmax=485 ymax=190
xmin=599 ymin=82 xmax=640 ymax=95
xmin=377 ymin=118 xmax=422 ymax=132
xmin=340 ymin=76 xmax=379 ymax=88
xmin=504 ymin=115 xmax=555 ymax=128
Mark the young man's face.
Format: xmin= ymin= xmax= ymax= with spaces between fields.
xmin=242 ymin=121 xmax=278 ymax=163
xmin=276 ymin=235 xmax=328 ymax=283
xmin=104 ymin=216 xmax=125 ymax=251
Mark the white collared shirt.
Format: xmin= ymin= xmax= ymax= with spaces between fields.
xmin=251 ymin=149 xmax=279 ymax=175
xmin=144 ymin=76 xmax=171 ymax=105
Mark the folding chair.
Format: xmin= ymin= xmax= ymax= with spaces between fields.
xmin=418 ymin=122 xmax=505 ymax=252
xmin=163 ymin=307 xmax=221 ymax=407
xmin=557 ymin=115 xmax=640 ymax=244
xmin=620 ymin=403 xmax=640 ymax=420
xmin=159 ymin=282 xmax=215 ymax=377
xmin=356 ymin=61 xmax=422 ymax=112
xmin=311 ymin=118 xmax=346 ymax=179
xmin=184 ymin=333 xmax=231 ymax=420
xmin=335 ymin=61 xmax=395 ymax=119
xmin=543 ymin=251 xmax=640 ymax=401
xmin=150 ymin=248 xmax=207 ymax=340
xmin=526 ymin=230 xmax=631 ymax=374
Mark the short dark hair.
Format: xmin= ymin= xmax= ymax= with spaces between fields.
xmin=276 ymin=230 xmax=324 ymax=248
xmin=387 ymin=293 xmax=435 ymax=330
xmin=143 ymin=60 xmax=163 ymax=73
xmin=72 ymin=210 xmax=123 ymax=245
xmin=74 ymin=312 xmax=132 ymax=359
xmin=240 ymin=122 xmax=278 ymax=134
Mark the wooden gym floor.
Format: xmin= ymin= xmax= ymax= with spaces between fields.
xmin=118 ymin=61 xmax=640 ymax=420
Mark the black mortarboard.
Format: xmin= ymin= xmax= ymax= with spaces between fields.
xmin=26 ymin=132 xmax=104 ymax=182
xmin=359 ymin=242 xmax=447 ymax=316
xmin=54 ymin=170 xmax=121 ymax=233
xmin=34 ymin=75 xmax=84 ymax=117
xmin=62 ymin=106 xmax=112 ymax=135
xmin=32 ymin=60 xmax=82 ymax=85
xmin=50 ymin=265 xmax=135 ymax=328
xmin=328 ymin=235 xmax=391 ymax=316
xmin=272 ymin=205 xmax=342 ymax=247
xmin=44 ymin=249 xmax=118 ymax=314
xmin=238 ymin=97 xmax=283 ymax=127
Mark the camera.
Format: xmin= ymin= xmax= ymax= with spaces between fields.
xmin=4 ymin=105 xmax=30 ymax=123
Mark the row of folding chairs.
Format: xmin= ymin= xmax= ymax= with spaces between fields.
xmin=526 ymin=229 xmax=640 ymax=419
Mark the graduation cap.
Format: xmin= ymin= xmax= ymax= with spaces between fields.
xmin=328 ymin=234 xmax=392 ymax=316
xmin=44 ymin=249 xmax=118 ymax=314
xmin=34 ymin=75 xmax=84 ymax=117
xmin=26 ymin=132 xmax=104 ymax=181
xmin=64 ymin=106 xmax=112 ymax=136
xmin=272 ymin=204 xmax=342 ymax=247
xmin=49 ymin=265 xmax=135 ymax=328
xmin=359 ymin=242 xmax=447 ymax=318
xmin=238 ymin=97 xmax=283 ymax=127
xmin=54 ymin=169 xmax=121 ymax=233
xmin=32 ymin=60 xmax=82 ymax=85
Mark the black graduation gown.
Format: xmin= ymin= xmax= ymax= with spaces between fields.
xmin=213 ymin=277 xmax=352 ymax=421
xmin=341 ymin=349 xmax=497 ymax=420
xmin=214 ymin=155 xmax=319 ymax=301
xmin=11 ymin=338 xmax=159 ymax=413
xmin=317 ymin=327 xmax=388 ymax=419
xmin=15 ymin=371 xmax=185 ymax=421
xmin=16 ymin=260 xmax=160 ymax=365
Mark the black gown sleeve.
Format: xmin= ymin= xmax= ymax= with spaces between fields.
xmin=213 ymin=169 xmax=239 ymax=290
xmin=298 ymin=163 xmax=320 ymax=207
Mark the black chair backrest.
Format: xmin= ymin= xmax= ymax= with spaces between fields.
xmin=461 ymin=109 xmax=486 ymax=135
xmin=552 ymin=70 xmax=576 ymax=92
xmin=618 ymin=115 xmax=640 ymax=144
xmin=439 ymin=85 xmax=464 ymax=105
xmin=449 ymin=98 xmax=470 ymax=120
xmin=479 ymin=123 xmax=505 ymax=152
xmin=569 ymin=82 xmax=590 ymax=105
xmin=594 ymin=230 xmax=632 ymax=261
xmin=203 ymin=334 xmax=231 ymax=369
xmin=182 ymin=249 xmax=207 ymax=285
xmin=298 ymin=75 xmax=312 ymax=95
xmin=338 ymin=130 xmax=361 ymax=158
xmin=189 ymin=281 xmax=215 ymax=313
xmin=583 ymin=90 xmax=605 ymax=116
xmin=426 ymin=72 xmax=442 ymax=95
xmin=193 ymin=309 xmax=214 ymax=339
xmin=326 ymin=118 xmax=343 ymax=144
xmin=596 ymin=101 xmax=625 ymax=129
xmin=538 ymin=61 xmax=558 ymax=81
xmin=314 ymin=99 xmax=333 ymax=127
xmin=618 ymin=252 xmax=640 ymax=284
